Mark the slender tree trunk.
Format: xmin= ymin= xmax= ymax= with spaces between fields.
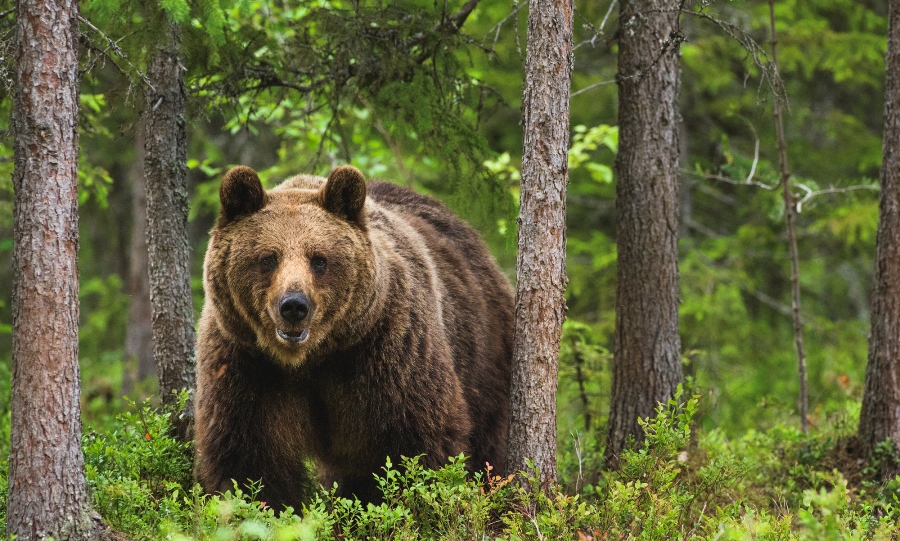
xmin=506 ymin=0 xmax=573 ymax=489
xmin=768 ymin=0 xmax=809 ymax=434
xmin=123 ymin=126 xmax=154 ymax=396
xmin=859 ymin=0 xmax=900 ymax=475
xmin=144 ymin=19 xmax=195 ymax=441
xmin=605 ymin=0 xmax=683 ymax=468
xmin=8 ymin=2 xmax=111 ymax=539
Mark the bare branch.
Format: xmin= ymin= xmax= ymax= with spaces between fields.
xmin=599 ymin=0 xmax=617 ymax=38
xmin=680 ymin=8 xmax=770 ymax=71
xmin=684 ymin=217 xmax=722 ymax=239
xmin=77 ymin=15 xmax=154 ymax=91
xmin=692 ymin=170 xmax=878 ymax=214
xmin=571 ymin=79 xmax=616 ymax=97
xmin=448 ymin=0 xmax=481 ymax=30
xmin=0 ymin=7 xmax=14 ymax=19
xmin=769 ymin=0 xmax=808 ymax=434
xmin=693 ymin=252 xmax=810 ymax=324
xmin=483 ymin=0 xmax=529 ymax=58
xmin=795 ymin=183 xmax=879 ymax=213
xmin=514 ymin=0 xmax=524 ymax=62
xmin=697 ymin=171 xmax=778 ymax=191
xmin=573 ymin=0 xmax=617 ymax=51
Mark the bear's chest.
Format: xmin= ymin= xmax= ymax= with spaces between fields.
xmin=246 ymin=362 xmax=383 ymax=460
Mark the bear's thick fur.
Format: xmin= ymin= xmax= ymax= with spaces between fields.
xmin=194 ymin=165 xmax=514 ymax=509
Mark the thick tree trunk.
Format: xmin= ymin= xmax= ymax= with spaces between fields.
xmin=605 ymin=0 xmax=683 ymax=467
xmin=506 ymin=0 xmax=572 ymax=488
xmin=859 ymin=0 xmax=900 ymax=475
xmin=144 ymin=20 xmax=195 ymax=440
xmin=123 ymin=127 xmax=154 ymax=396
xmin=8 ymin=1 xmax=112 ymax=539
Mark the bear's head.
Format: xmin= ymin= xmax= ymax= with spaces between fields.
xmin=204 ymin=165 xmax=377 ymax=367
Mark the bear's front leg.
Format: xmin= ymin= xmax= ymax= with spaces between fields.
xmin=195 ymin=343 xmax=317 ymax=512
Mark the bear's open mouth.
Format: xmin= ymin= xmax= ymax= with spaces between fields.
xmin=277 ymin=328 xmax=310 ymax=343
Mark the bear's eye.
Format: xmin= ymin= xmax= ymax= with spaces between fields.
xmin=310 ymin=255 xmax=328 ymax=273
xmin=259 ymin=253 xmax=278 ymax=274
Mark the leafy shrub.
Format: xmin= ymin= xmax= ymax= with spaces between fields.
xmin=83 ymin=395 xmax=194 ymax=538
xmin=3 ymin=388 xmax=900 ymax=540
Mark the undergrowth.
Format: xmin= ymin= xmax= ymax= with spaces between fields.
xmin=2 ymin=389 xmax=900 ymax=539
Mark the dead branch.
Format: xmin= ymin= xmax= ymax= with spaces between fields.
xmin=573 ymin=0 xmax=617 ymax=51
xmin=77 ymin=15 xmax=154 ymax=91
xmin=769 ymin=0 xmax=808 ymax=434
xmin=794 ymin=183 xmax=879 ymax=213
xmin=571 ymin=79 xmax=616 ymax=97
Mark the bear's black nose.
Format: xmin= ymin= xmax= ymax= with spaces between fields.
xmin=279 ymin=293 xmax=310 ymax=323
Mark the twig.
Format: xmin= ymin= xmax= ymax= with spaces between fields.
xmin=693 ymin=251 xmax=810 ymax=324
xmin=702 ymin=172 xmax=777 ymax=191
xmin=0 ymin=7 xmax=14 ymax=19
xmin=691 ymin=116 xmax=776 ymax=189
xmin=616 ymin=4 xmax=686 ymax=88
xmin=684 ymin=217 xmax=722 ymax=239
xmin=737 ymin=117 xmax=761 ymax=183
xmin=694 ymin=168 xmax=877 ymax=213
xmin=571 ymin=430 xmax=584 ymax=494
xmin=599 ymin=0 xmax=617 ymax=38
xmin=769 ymin=0 xmax=808 ymax=434
xmin=572 ymin=343 xmax=591 ymax=432
xmin=529 ymin=512 xmax=545 ymax=541
xmin=448 ymin=0 xmax=481 ymax=30
xmin=412 ymin=0 xmax=483 ymax=63
xmin=358 ymin=93 xmax=413 ymax=186
xmin=748 ymin=284 xmax=799 ymax=321
xmin=483 ymin=0 xmax=529 ymax=59
xmin=570 ymin=79 xmax=616 ymax=97
xmin=77 ymin=15 xmax=155 ymax=91
xmin=680 ymin=8 xmax=770 ymax=75
xmin=573 ymin=0 xmax=617 ymax=51
xmin=794 ymin=183 xmax=879 ymax=213
xmin=514 ymin=0 xmax=524 ymax=63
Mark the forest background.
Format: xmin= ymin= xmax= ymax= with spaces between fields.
xmin=0 ymin=0 xmax=895 ymax=538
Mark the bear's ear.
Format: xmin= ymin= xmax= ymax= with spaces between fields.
xmin=220 ymin=166 xmax=266 ymax=223
xmin=319 ymin=165 xmax=367 ymax=226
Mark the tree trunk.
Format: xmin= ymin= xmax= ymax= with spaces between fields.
xmin=123 ymin=126 xmax=154 ymax=396
xmin=859 ymin=0 xmax=900 ymax=476
xmin=605 ymin=0 xmax=683 ymax=468
xmin=144 ymin=19 xmax=195 ymax=441
xmin=8 ymin=1 xmax=112 ymax=539
xmin=506 ymin=0 xmax=573 ymax=489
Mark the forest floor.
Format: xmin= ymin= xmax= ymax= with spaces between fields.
xmin=2 ymin=389 xmax=897 ymax=540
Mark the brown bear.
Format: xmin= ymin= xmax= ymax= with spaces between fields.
xmin=194 ymin=165 xmax=514 ymax=509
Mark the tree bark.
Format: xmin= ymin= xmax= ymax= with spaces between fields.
xmin=506 ymin=0 xmax=572 ymax=489
xmin=605 ymin=0 xmax=683 ymax=467
xmin=144 ymin=19 xmax=195 ymax=440
xmin=8 ymin=1 xmax=112 ymax=539
xmin=859 ymin=0 xmax=900 ymax=475
xmin=123 ymin=126 xmax=154 ymax=396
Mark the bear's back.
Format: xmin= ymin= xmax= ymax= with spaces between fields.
xmin=365 ymin=181 xmax=514 ymax=476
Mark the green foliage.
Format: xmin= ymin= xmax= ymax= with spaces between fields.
xmin=0 ymin=385 xmax=898 ymax=539
xmin=83 ymin=395 xmax=193 ymax=536
xmin=160 ymin=0 xmax=191 ymax=24
xmin=187 ymin=1 xmax=517 ymax=249
xmin=568 ymin=124 xmax=618 ymax=184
